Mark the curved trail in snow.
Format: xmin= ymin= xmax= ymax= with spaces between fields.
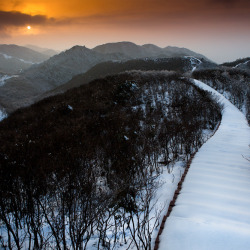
xmin=158 ymin=80 xmax=250 ymax=250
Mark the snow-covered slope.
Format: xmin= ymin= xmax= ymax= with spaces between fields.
xmin=159 ymin=80 xmax=250 ymax=250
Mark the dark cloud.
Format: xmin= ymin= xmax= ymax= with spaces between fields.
xmin=0 ymin=11 xmax=56 ymax=30
xmin=210 ymin=0 xmax=235 ymax=3
xmin=208 ymin=0 xmax=250 ymax=6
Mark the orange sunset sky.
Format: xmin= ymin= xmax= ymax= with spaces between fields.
xmin=0 ymin=0 xmax=249 ymax=63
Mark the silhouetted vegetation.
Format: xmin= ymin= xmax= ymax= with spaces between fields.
xmin=0 ymin=71 xmax=222 ymax=249
xmin=192 ymin=68 xmax=250 ymax=124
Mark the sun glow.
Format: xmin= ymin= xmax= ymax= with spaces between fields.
xmin=27 ymin=26 xmax=31 ymax=30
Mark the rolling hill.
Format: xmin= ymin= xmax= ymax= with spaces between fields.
xmin=0 ymin=44 xmax=51 ymax=74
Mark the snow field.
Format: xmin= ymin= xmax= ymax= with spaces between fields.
xmin=159 ymin=80 xmax=250 ymax=250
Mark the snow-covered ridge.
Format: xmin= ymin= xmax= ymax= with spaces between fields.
xmin=0 ymin=74 xmax=18 ymax=87
xmin=159 ymin=79 xmax=250 ymax=250
xmin=234 ymin=60 xmax=250 ymax=68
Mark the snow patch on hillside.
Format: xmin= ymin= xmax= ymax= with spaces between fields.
xmin=184 ymin=56 xmax=202 ymax=71
xmin=0 ymin=75 xmax=18 ymax=87
xmin=0 ymin=109 xmax=7 ymax=121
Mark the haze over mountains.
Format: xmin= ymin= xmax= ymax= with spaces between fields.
xmin=41 ymin=57 xmax=217 ymax=100
xmin=0 ymin=39 xmax=249 ymax=249
xmin=0 ymin=41 xmax=248 ymax=117
xmin=93 ymin=42 xmax=210 ymax=60
xmin=0 ymin=44 xmax=52 ymax=74
xmin=25 ymin=45 xmax=60 ymax=57
xmin=0 ymin=42 xmax=210 ymax=113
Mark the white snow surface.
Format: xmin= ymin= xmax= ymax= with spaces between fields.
xmin=67 ymin=104 xmax=73 ymax=110
xmin=159 ymin=80 xmax=250 ymax=250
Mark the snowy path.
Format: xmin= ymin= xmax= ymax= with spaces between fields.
xmin=158 ymin=80 xmax=250 ymax=250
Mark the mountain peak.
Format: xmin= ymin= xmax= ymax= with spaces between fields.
xmin=64 ymin=45 xmax=90 ymax=53
xmin=70 ymin=45 xmax=87 ymax=50
xmin=142 ymin=44 xmax=161 ymax=49
xmin=93 ymin=41 xmax=139 ymax=53
xmin=93 ymin=42 xmax=148 ymax=58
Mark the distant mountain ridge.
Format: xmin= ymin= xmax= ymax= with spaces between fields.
xmin=0 ymin=42 xmax=212 ymax=114
xmin=93 ymin=42 xmax=210 ymax=61
xmin=0 ymin=44 xmax=51 ymax=74
xmin=25 ymin=45 xmax=60 ymax=57
xmin=0 ymin=44 xmax=50 ymax=62
xmin=23 ymin=45 xmax=128 ymax=91
xmin=0 ymin=45 xmax=128 ymax=113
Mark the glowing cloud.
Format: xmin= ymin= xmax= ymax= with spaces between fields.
xmin=0 ymin=0 xmax=249 ymax=62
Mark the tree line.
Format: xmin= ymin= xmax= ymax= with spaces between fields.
xmin=192 ymin=68 xmax=250 ymax=124
xmin=0 ymin=71 xmax=222 ymax=249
